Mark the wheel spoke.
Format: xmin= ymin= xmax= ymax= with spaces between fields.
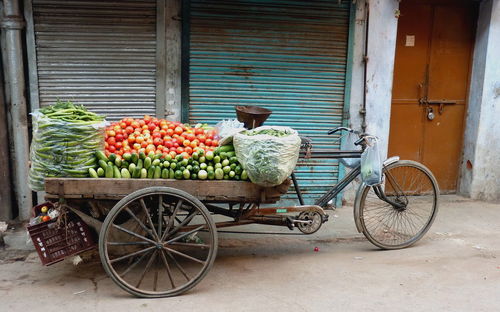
xmin=158 ymin=195 xmax=163 ymax=238
xmin=166 ymin=209 xmax=199 ymax=239
xmin=161 ymin=199 xmax=183 ymax=242
xmin=112 ymin=224 xmax=157 ymax=245
xmin=110 ymin=246 xmax=156 ymax=264
xmin=124 ymin=207 xmax=154 ymax=238
xmin=165 ymin=225 xmax=206 ymax=245
xmin=107 ymin=241 xmax=150 ymax=246
xmin=139 ymin=198 xmax=160 ymax=241
xmin=169 ymin=242 xmax=210 ymax=248
xmin=158 ymin=249 xmax=176 ymax=288
xmin=162 ymin=246 xmax=205 ymax=265
xmin=164 ymin=249 xmax=191 ymax=281
xmin=136 ymin=250 xmax=158 ymax=288
xmin=119 ymin=249 xmax=152 ymax=278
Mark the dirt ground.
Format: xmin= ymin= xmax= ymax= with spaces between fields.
xmin=1 ymin=195 xmax=499 ymax=312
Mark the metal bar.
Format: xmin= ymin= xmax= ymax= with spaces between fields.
xmin=23 ymin=0 xmax=39 ymax=111
xmin=0 ymin=24 xmax=12 ymax=220
xmin=336 ymin=1 xmax=357 ymax=208
xmin=1 ymin=0 xmax=33 ymax=220
xmin=180 ymin=0 xmax=190 ymax=123
xmin=291 ymin=172 xmax=304 ymax=205
xmin=165 ymin=0 xmax=182 ymax=119
xmin=299 ymin=150 xmax=362 ymax=159
xmin=155 ymin=0 xmax=166 ymax=118
xmin=314 ymin=165 xmax=361 ymax=207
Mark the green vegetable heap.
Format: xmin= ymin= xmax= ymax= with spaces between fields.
xmin=90 ymin=144 xmax=249 ymax=181
xmin=28 ymin=101 xmax=105 ymax=191
xmin=242 ymin=128 xmax=292 ymax=137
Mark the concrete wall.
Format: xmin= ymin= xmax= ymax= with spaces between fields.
xmin=459 ymin=0 xmax=500 ymax=201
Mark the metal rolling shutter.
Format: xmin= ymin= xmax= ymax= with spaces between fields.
xmin=32 ymin=0 xmax=157 ymax=119
xmin=188 ymin=0 xmax=351 ymax=204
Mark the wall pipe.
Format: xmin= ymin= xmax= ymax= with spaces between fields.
xmin=1 ymin=0 xmax=32 ymax=220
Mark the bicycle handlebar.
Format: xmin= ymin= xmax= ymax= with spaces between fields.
xmin=327 ymin=127 xmax=353 ymax=135
xmin=327 ymin=127 xmax=375 ymax=147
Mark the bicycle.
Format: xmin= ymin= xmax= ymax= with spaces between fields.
xmin=293 ymin=126 xmax=440 ymax=249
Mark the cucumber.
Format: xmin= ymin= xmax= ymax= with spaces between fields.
xmin=192 ymin=152 xmax=199 ymax=160
xmin=108 ymin=153 xmax=117 ymax=163
xmin=219 ymin=152 xmax=227 ymax=160
xmin=121 ymin=160 xmax=129 ymax=169
xmin=113 ymin=166 xmax=121 ymax=178
xmin=161 ymin=168 xmax=169 ymax=179
xmin=174 ymin=170 xmax=183 ymax=180
xmin=136 ymin=159 xmax=143 ymax=170
xmin=153 ymin=153 xmax=162 ymax=160
xmin=241 ymin=170 xmax=248 ymax=180
xmin=105 ymin=165 xmax=114 ymax=178
xmin=199 ymin=156 xmax=206 ymax=163
xmin=140 ymin=168 xmax=148 ymax=179
xmin=229 ymin=156 xmax=238 ymax=164
xmin=152 ymin=159 xmax=161 ymax=167
xmin=183 ymin=169 xmax=191 ymax=179
xmin=95 ymin=151 xmax=108 ymax=162
xmin=169 ymin=168 xmax=175 ymax=179
xmin=144 ymin=157 xmax=152 ymax=169
xmin=147 ymin=151 xmax=155 ymax=159
xmin=215 ymin=168 xmax=224 ymax=180
xmin=214 ymin=156 xmax=221 ymax=164
xmin=163 ymin=161 xmax=170 ymax=168
xmin=114 ymin=158 xmax=122 ymax=167
xmin=229 ymin=171 xmax=236 ymax=178
xmin=147 ymin=166 xmax=155 ymax=179
xmin=122 ymin=152 xmax=132 ymax=161
xmin=235 ymin=165 xmax=242 ymax=175
xmin=208 ymin=170 xmax=215 ymax=180
xmin=222 ymin=159 xmax=230 ymax=167
xmin=121 ymin=168 xmax=131 ymax=178
xmin=133 ymin=167 xmax=141 ymax=178
xmin=131 ymin=153 xmax=139 ymax=164
xmin=223 ymin=166 xmax=231 ymax=174
xmin=191 ymin=173 xmax=197 ymax=180
xmin=98 ymin=160 xmax=108 ymax=170
xmin=223 ymin=174 xmax=229 ymax=180
xmin=139 ymin=151 xmax=147 ymax=160
xmin=205 ymin=151 xmax=214 ymax=161
xmin=97 ymin=167 xmax=104 ymax=177
xmin=217 ymin=145 xmax=234 ymax=153
xmin=226 ymin=151 xmax=236 ymax=158
xmin=153 ymin=166 xmax=161 ymax=179
xmin=198 ymin=170 xmax=208 ymax=180
xmin=129 ymin=163 xmax=136 ymax=173
xmin=88 ymin=168 xmax=98 ymax=178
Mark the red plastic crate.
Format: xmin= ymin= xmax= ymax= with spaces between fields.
xmin=27 ymin=203 xmax=96 ymax=266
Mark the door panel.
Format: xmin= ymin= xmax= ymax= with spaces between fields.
xmin=389 ymin=0 xmax=476 ymax=192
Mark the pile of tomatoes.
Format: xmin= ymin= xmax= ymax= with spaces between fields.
xmin=104 ymin=115 xmax=219 ymax=159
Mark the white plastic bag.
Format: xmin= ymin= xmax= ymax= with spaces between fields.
xmin=233 ymin=126 xmax=301 ymax=187
xmin=340 ymin=131 xmax=361 ymax=168
xmin=360 ymin=138 xmax=383 ymax=186
xmin=214 ymin=119 xmax=245 ymax=146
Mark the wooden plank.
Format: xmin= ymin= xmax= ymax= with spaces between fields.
xmin=44 ymin=178 xmax=287 ymax=203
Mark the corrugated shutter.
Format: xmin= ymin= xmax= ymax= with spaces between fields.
xmin=32 ymin=0 xmax=157 ymax=119
xmin=188 ymin=0 xmax=350 ymax=204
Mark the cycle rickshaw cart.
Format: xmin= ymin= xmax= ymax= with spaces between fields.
xmin=42 ymin=108 xmax=439 ymax=298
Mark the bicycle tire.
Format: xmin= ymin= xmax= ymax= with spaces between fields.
xmin=356 ymin=160 xmax=439 ymax=249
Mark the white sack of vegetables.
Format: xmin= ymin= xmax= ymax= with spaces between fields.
xmin=28 ymin=101 xmax=106 ymax=191
xmin=233 ymin=126 xmax=301 ymax=187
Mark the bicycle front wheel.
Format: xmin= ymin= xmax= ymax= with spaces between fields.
xmin=357 ymin=160 xmax=439 ymax=249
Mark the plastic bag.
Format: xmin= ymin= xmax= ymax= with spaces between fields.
xmin=28 ymin=111 xmax=106 ymax=191
xmin=340 ymin=131 xmax=362 ymax=168
xmin=360 ymin=138 xmax=383 ymax=186
xmin=233 ymin=126 xmax=301 ymax=187
xmin=214 ymin=119 xmax=246 ymax=146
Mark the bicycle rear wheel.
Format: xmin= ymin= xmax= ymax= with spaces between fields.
xmin=357 ymin=160 xmax=439 ymax=249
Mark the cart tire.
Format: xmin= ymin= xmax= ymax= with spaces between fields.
xmin=99 ymin=187 xmax=218 ymax=298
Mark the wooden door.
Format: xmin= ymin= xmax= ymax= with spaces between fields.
xmin=389 ymin=0 xmax=477 ymax=192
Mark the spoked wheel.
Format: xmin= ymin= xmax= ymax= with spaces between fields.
xmin=99 ymin=187 xmax=218 ymax=298
xmin=356 ymin=160 xmax=439 ymax=249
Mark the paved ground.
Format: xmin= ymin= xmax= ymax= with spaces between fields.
xmin=1 ymin=195 xmax=499 ymax=312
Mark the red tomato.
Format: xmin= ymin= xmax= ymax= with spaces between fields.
xmin=164 ymin=140 xmax=173 ymax=148
xmin=183 ymin=140 xmax=191 ymax=147
xmin=125 ymin=126 xmax=134 ymax=134
xmin=152 ymin=132 xmax=162 ymax=139
xmin=143 ymin=115 xmax=152 ymax=123
xmin=159 ymin=129 xmax=167 ymax=136
xmin=211 ymin=140 xmax=219 ymax=147
xmin=197 ymin=134 xmax=206 ymax=143
xmin=174 ymin=126 xmax=183 ymax=135
xmin=141 ymin=141 xmax=148 ymax=148
xmin=115 ymin=134 xmax=124 ymax=142
xmin=181 ymin=152 xmax=190 ymax=159
xmin=169 ymin=151 xmax=177 ymax=158
xmin=166 ymin=129 xmax=174 ymax=136
xmin=131 ymin=121 xmax=140 ymax=128
xmin=133 ymin=143 xmax=141 ymax=150
xmin=186 ymin=133 xmax=196 ymax=141
xmin=107 ymin=137 xmax=116 ymax=145
xmin=190 ymin=141 xmax=198 ymax=148
xmin=195 ymin=128 xmax=204 ymax=135
xmin=169 ymin=147 xmax=176 ymax=152
xmin=135 ymin=136 xmax=144 ymax=144
xmin=124 ymin=118 xmax=132 ymax=126
xmin=108 ymin=145 xmax=116 ymax=153
xmin=176 ymin=147 xmax=184 ymax=154
xmin=115 ymin=142 xmax=123 ymax=149
xmin=205 ymin=139 xmax=212 ymax=146
xmin=106 ymin=130 xmax=116 ymax=137
xmin=153 ymin=138 xmax=163 ymax=146
xmin=184 ymin=147 xmax=193 ymax=155
xmin=104 ymin=142 xmax=109 ymax=149
xmin=120 ymin=122 xmax=127 ymax=128
xmin=148 ymin=123 xmax=156 ymax=132
xmin=128 ymin=135 xmax=135 ymax=143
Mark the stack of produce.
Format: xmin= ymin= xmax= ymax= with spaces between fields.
xmin=29 ymin=100 xmax=105 ymax=191
xmin=104 ymin=115 xmax=218 ymax=160
xmin=89 ymin=144 xmax=249 ymax=181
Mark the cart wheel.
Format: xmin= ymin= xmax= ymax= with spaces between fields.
xmin=296 ymin=211 xmax=323 ymax=234
xmin=99 ymin=187 xmax=218 ymax=298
